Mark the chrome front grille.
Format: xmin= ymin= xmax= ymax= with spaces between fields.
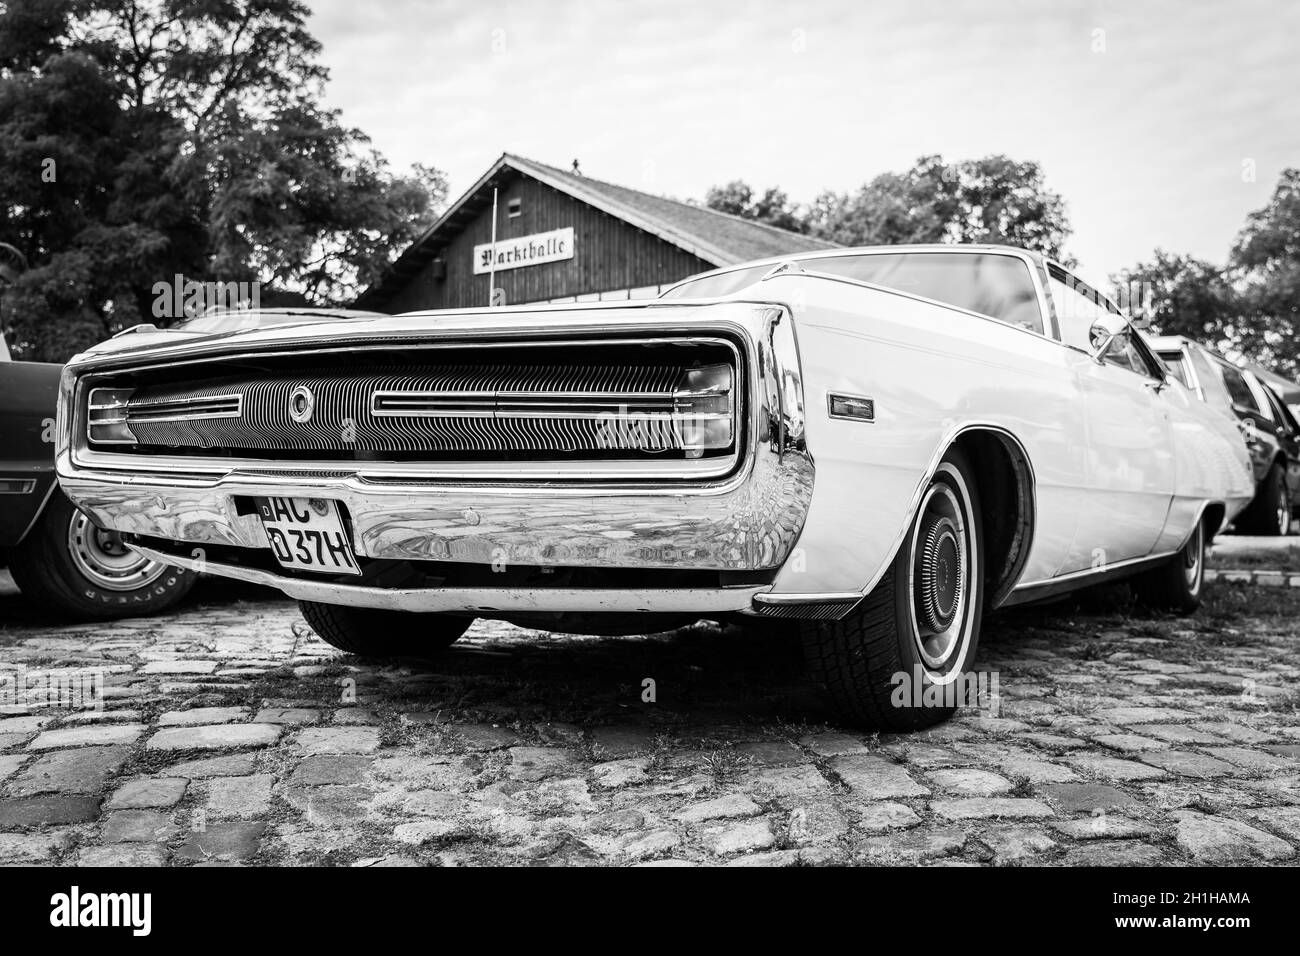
xmin=84 ymin=342 xmax=741 ymax=464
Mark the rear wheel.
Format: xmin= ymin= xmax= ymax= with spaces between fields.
xmin=802 ymin=448 xmax=985 ymax=730
xmin=1131 ymin=518 xmax=1205 ymax=613
xmin=298 ymin=600 xmax=472 ymax=657
xmin=8 ymin=491 xmax=194 ymax=620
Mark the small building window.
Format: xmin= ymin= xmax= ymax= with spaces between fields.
xmin=507 ymin=198 xmax=522 ymax=219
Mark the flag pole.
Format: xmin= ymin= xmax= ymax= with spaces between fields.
xmin=488 ymin=187 xmax=498 ymax=307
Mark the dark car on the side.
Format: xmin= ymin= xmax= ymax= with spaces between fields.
xmin=1152 ymin=334 xmax=1300 ymax=535
xmin=1 ymin=309 xmax=379 ymax=617
xmin=0 ymin=327 xmax=196 ymax=618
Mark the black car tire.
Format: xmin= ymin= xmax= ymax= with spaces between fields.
xmin=299 ymin=600 xmax=472 ymax=657
xmin=1131 ymin=518 xmax=1206 ymax=613
xmin=801 ymin=447 xmax=986 ymax=730
xmin=1239 ymin=462 xmax=1289 ymax=536
xmin=8 ymin=490 xmax=194 ymax=620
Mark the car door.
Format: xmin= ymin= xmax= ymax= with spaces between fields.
xmin=1251 ymin=373 xmax=1300 ymax=506
xmin=0 ymin=336 xmax=61 ymax=547
xmin=1212 ymin=358 xmax=1277 ymax=484
xmin=1046 ymin=267 xmax=1175 ymax=571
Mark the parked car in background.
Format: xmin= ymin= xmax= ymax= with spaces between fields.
xmin=0 ymin=328 xmax=195 ymax=618
xmin=0 ymin=309 xmax=380 ymax=619
xmin=1152 ymin=335 xmax=1300 ymax=535
xmin=56 ymin=246 xmax=1253 ymax=729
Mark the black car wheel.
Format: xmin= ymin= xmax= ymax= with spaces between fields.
xmin=802 ymin=447 xmax=986 ymax=730
xmin=1239 ymin=462 xmax=1289 ymax=536
xmin=8 ymin=490 xmax=195 ymax=620
xmin=1132 ymin=517 xmax=1205 ymax=613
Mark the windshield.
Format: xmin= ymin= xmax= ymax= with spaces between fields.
xmin=662 ymin=251 xmax=1043 ymax=333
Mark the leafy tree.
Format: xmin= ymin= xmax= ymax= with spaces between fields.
xmin=0 ymin=0 xmax=446 ymax=362
xmin=1116 ymin=170 xmax=1300 ymax=380
xmin=704 ymin=180 xmax=807 ymax=233
xmin=803 ymin=155 xmax=959 ymax=247
xmin=953 ymin=155 xmax=1071 ymax=257
xmin=1113 ymin=251 xmax=1238 ymax=342
xmin=1230 ymin=168 xmax=1300 ymax=378
xmin=802 ymin=155 xmax=1071 ymax=260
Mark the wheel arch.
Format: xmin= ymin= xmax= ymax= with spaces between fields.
xmin=950 ymin=427 xmax=1037 ymax=609
xmin=862 ymin=422 xmax=1037 ymax=609
xmin=1199 ymin=500 xmax=1228 ymax=543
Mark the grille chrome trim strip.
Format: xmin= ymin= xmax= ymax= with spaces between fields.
xmin=126 ymin=393 xmax=243 ymax=423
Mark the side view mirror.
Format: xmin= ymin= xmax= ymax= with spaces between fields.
xmin=1088 ymin=313 xmax=1130 ymax=364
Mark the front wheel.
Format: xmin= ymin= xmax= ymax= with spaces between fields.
xmin=299 ymin=601 xmax=473 ymax=657
xmin=8 ymin=491 xmax=194 ymax=620
xmin=1131 ymin=519 xmax=1206 ymax=613
xmin=802 ymin=448 xmax=986 ymax=730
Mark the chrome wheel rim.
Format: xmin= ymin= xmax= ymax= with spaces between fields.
xmin=66 ymin=511 xmax=168 ymax=592
xmin=1183 ymin=521 xmax=1204 ymax=591
xmin=907 ymin=476 xmax=973 ymax=673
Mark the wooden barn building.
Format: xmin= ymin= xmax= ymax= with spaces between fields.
xmin=355 ymin=153 xmax=836 ymax=312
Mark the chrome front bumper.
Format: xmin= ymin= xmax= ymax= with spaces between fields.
xmin=56 ymin=303 xmax=817 ymax=613
xmin=129 ymin=543 xmax=770 ymax=613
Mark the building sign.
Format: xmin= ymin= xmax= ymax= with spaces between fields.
xmin=473 ymin=227 xmax=574 ymax=275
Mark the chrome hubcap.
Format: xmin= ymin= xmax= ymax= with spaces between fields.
xmin=67 ymin=511 xmax=168 ymax=592
xmin=918 ymin=518 xmax=963 ymax=632
xmin=909 ymin=480 xmax=971 ymax=671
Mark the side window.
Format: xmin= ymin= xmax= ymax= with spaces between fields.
xmin=1244 ymin=372 xmax=1278 ymax=424
xmin=1188 ymin=346 xmax=1232 ymax=409
xmin=1159 ymin=353 xmax=1189 ymax=386
xmin=1120 ymin=329 xmax=1165 ymax=379
xmin=1048 ymin=270 xmax=1153 ymax=376
xmin=1048 ymin=274 xmax=1108 ymax=353
xmin=1218 ymin=362 xmax=1262 ymax=415
xmin=1268 ymin=388 xmax=1300 ymax=437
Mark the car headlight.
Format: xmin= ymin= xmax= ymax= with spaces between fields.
xmin=673 ymin=363 xmax=734 ymax=458
xmin=87 ymin=387 xmax=137 ymax=444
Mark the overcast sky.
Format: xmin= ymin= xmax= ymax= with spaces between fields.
xmin=308 ymin=0 xmax=1299 ymax=287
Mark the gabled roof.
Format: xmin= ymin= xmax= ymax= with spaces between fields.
xmin=356 ymin=152 xmax=837 ymax=309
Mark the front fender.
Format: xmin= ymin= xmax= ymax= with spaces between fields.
xmin=754 ymin=273 xmax=1082 ymax=598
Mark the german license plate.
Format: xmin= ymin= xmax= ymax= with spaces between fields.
xmin=255 ymin=497 xmax=361 ymax=575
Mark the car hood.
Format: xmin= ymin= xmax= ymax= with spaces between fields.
xmin=77 ymin=313 xmax=385 ymax=359
xmin=66 ymin=299 xmax=766 ymax=370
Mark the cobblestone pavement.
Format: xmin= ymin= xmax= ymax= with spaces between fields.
xmin=2 ymin=571 xmax=1299 ymax=867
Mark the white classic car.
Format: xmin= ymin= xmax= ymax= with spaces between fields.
xmin=54 ymin=245 xmax=1253 ymax=729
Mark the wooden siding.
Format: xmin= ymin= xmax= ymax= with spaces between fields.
xmin=382 ymin=172 xmax=713 ymax=313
